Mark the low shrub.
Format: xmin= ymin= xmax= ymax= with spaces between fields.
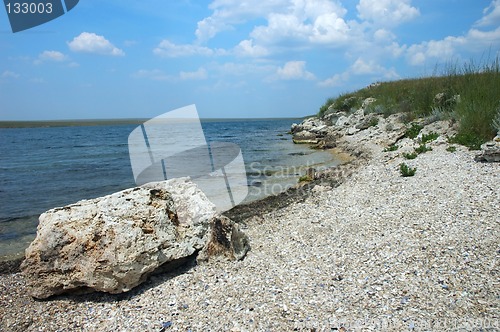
xmin=298 ymin=175 xmax=313 ymax=183
xmin=448 ymin=132 xmax=484 ymax=150
xmin=446 ymin=146 xmax=457 ymax=153
xmin=415 ymin=144 xmax=433 ymax=154
xmin=421 ymin=132 xmax=439 ymax=143
xmin=400 ymin=163 xmax=417 ymax=177
xmin=403 ymin=152 xmax=418 ymax=159
xmin=383 ymin=144 xmax=399 ymax=152
xmin=368 ymin=117 xmax=379 ymax=127
xmin=318 ymin=97 xmax=336 ymax=118
xmin=405 ymin=123 xmax=424 ymax=139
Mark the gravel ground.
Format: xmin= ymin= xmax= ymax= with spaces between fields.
xmin=1 ymin=130 xmax=499 ymax=331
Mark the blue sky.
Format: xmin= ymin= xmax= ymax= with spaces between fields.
xmin=0 ymin=0 xmax=499 ymax=120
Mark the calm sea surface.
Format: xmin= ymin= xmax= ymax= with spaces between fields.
xmin=0 ymin=118 xmax=340 ymax=259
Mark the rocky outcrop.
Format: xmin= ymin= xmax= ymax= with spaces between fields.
xmin=291 ymin=98 xmax=394 ymax=148
xmin=292 ymin=130 xmax=319 ymax=144
xmin=21 ymin=178 xmax=248 ymax=299
xmin=291 ymin=117 xmax=328 ymax=144
xmin=197 ymin=215 xmax=250 ymax=262
xmin=475 ymin=134 xmax=500 ymax=162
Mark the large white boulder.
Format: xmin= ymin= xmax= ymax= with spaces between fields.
xmin=21 ymin=178 xmax=218 ymax=299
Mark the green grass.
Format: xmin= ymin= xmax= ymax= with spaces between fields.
xmin=415 ymin=144 xmax=433 ymax=154
xmin=368 ymin=117 xmax=379 ymax=127
xmin=405 ymin=123 xmax=424 ymax=139
xmin=421 ymin=132 xmax=439 ymax=143
xmin=383 ymin=144 xmax=399 ymax=152
xmin=318 ymin=97 xmax=336 ymax=117
xmin=318 ymin=57 xmax=500 ymax=146
xmin=403 ymin=152 xmax=418 ymax=159
xmin=446 ymin=146 xmax=457 ymax=153
xmin=400 ymin=163 xmax=417 ymax=177
xmin=448 ymin=132 xmax=484 ymax=150
xmin=298 ymin=175 xmax=313 ymax=183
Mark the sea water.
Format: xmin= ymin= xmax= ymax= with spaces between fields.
xmin=0 ymin=118 xmax=340 ymax=260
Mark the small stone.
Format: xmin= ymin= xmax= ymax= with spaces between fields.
xmin=346 ymin=126 xmax=359 ymax=135
xmin=475 ymin=140 xmax=500 ymax=162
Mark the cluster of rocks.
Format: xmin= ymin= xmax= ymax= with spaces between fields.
xmin=291 ymin=96 xmax=500 ymax=164
xmin=475 ymin=132 xmax=500 ymax=162
xmin=21 ymin=178 xmax=250 ymax=299
xmin=291 ymin=97 xmax=405 ymax=151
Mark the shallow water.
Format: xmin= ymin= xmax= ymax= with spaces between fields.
xmin=0 ymin=118 xmax=340 ymax=260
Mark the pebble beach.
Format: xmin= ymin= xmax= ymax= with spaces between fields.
xmin=1 ymin=118 xmax=499 ymax=331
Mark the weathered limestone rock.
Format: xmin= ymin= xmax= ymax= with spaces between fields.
xmin=292 ymin=130 xmax=319 ymax=144
xmin=197 ymin=215 xmax=250 ymax=262
xmin=335 ymin=115 xmax=350 ymax=127
xmin=356 ymin=113 xmax=379 ymax=130
xmin=323 ymin=111 xmax=346 ymax=126
xmin=21 ymin=178 xmax=218 ymax=299
xmin=291 ymin=117 xmax=326 ymax=133
xmin=475 ymin=138 xmax=500 ymax=162
xmin=346 ymin=126 xmax=359 ymax=135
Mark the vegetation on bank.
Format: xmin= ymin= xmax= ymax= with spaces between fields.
xmin=399 ymin=163 xmax=417 ymax=177
xmin=318 ymin=58 xmax=500 ymax=149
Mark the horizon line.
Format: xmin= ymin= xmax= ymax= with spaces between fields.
xmin=0 ymin=116 xmax=309 ymax=128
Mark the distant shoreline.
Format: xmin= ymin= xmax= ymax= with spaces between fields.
xmin=0 ymin=117 xmax=303 ymax=129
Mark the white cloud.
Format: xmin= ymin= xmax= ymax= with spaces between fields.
xmin=251 ymin=13 xmax=310 ymax=44
xmin=404 ymin=1 xmax=500 ymax=66
xmin=319 ymin=57 xmax=399 ymax=87
xmin=350 ymin=58 xmax=385 ymax=75
xmin=195 ymin=0 xmax=287 ymax=42
xmin=1 ymin=70 xmax=20 ymax=79
xmin=68 ymin=32 xmax=125 ymax=56
xmin=309 ymin=11 xmax=350 ymax=44
xmin=350 ymin=58 xmax=399 ymax=79
xmin=406 ymin=26 xmax=500 ymax=66
xmin=39 ymin=50 xmax=67 ymax=62
xmin=34 ymin=50 xmax=68 ymax=65
xmin=273 ymin=61 xmax=315 ymax=80
xmin=357 ymin=0 xmax=420 ymax=27
xmin=373 ymin=29 xmax=395 ymax=43
xmin=153 ymin=0 xmax=413 ymax=63
xmin=196 ymin=16 xmax=230 ymax=43
xmin=153 ymin=40 xmax=226 ymax=57
xmin=179 ymin=68 xmax=208 ymax=80
xmin=249 ymin=0 xmax=350 ymax=46
xmin=475 ymin=0 xmax=500 ymax=27
xmin=318 ymin=72 xmax=349 ymax=87
xmin=194 ymin=0 xmax=352 ymax=53
xmin=467 ymin=27 xmax=500 ymax=48
xmin=234 ymin=39 xmax=269 ymax=57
